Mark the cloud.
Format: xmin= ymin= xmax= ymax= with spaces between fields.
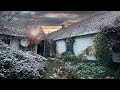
xmin=43 ymin=12 xmax=79 ymax=19
xmin=21 ymin=11 xmax=36 ymax=15
xmin=32 ymin=16 xmax=44 ymax=19
xmin=62 ymin=19 xmax=83 ymax=26
xmin=10 ymin=11 xmax=105 ymax=34
xmin=15 ymin=11 xmax=104 ymax=28
xmin=32 ymin=11 xmax=103 ymax=26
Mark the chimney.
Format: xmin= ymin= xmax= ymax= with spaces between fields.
xmin=61 ymin=24 xmax=65 ymax=28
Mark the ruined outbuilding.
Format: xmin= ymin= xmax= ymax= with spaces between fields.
xmin=0 ymin=20 xmax=46 ymax=56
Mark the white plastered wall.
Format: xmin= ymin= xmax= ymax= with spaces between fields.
xmin=10 ymin=38 xmax=20 ymax=50
xmin=73 ymin=35 xmax=96 ymax=60
xmin=56 ymin=40 xmax=66 ymax=54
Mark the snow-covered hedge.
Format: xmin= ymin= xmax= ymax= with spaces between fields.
xmin=65 ymin=61 xmax=118 ymax=79
xmin=0 ymin=42 xmax=47 ymax=79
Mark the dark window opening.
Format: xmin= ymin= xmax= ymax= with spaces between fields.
xmin=37 ymin=40 xmax=50 ymax=57
xmin=37 ymin=40 xmax=44 ymax=56
xmin=2 ymin=39 xmax=10 ymax=45
xmin=66 ymin=38 xmax=75 ymax=54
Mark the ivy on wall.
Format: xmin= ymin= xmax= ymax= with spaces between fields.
xmin=93 ymin=33 xmax=112 ymax=65
xmin=44 ymin=40 xmax=52 ymax=57
xmin=47 ymin=39 xmax=56 ymax=57
xmin=65 ymin=38 xmax=75 ymax=54
xmin=82 ymin=46 xmax=95 ymax=56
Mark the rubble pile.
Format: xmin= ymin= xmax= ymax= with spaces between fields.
xmin=0 ymin=42 xmax=47 ymax=79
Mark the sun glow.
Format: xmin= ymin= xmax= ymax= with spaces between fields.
xmin=30 ymin=29 xmax=40 ymax=36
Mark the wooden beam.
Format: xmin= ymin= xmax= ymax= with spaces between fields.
xmin=31 ymin=44 xmax=38 ymax=53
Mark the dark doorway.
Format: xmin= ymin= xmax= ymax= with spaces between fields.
xmin=2 ymin=39 xmax=10 ymax=45
xmin=37 ymin=40 xmax=44 ymax=56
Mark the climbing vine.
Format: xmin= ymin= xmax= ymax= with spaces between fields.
xmin=47 ymin=39 xmax=56 ymax=57
xmin=93 ymin=33 xmax=112 ymax=65
xmin=65 ymin=38 xmax=75 ymax=54
xmin=82 ymin=46 xmax=95 ymax=56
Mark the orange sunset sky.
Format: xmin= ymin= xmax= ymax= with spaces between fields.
xmin=41 ymin=26 xmax=62 ymax=34
xmin=15 ymin=11 xmax=105 ymax=34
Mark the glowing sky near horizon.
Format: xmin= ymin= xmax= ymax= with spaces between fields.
xmin=18 ymin=11 xmax=106 ymax=34
xmin=41 ymin=26 xmax=62 ymax=34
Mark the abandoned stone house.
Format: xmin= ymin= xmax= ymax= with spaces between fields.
xmin=47 ymin=11 xmax=120 ymax=60
xmin=0 ymin=21 xmax=46 ymax=56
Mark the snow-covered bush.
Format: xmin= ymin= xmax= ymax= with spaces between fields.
xmin=0 ymin=42 xmax=47 ymax=79
xmin=64 ymin=55 xmax=79 ymax=63
xmin=64 ymin=59 xmax=119 ymax=79
xmin=66 ymin=60 xmax=119 ymax=79
xmin=76 ymin=61 xmax=107 ymax=79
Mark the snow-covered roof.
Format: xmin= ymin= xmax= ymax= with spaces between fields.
xmin=0 ymin=27 xmax=26 ymax=37
xmin=0 ymin=20 xmax=46 ymax=40
xmin=47 ymin=11 xmax=120 ymax=41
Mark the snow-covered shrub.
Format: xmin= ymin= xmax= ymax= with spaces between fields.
xmin=76 ymin=61 xmax=106 ymax=79
xmin=64 ymin=62 xmax=79 ymax=79
xmin=0 ymin=42 xmax=47 ymax=79
xmin=64 ymin=55 xmax=79 ymax=62
xmin=74 ymin=61 xmax=120 ymax=79
xmin=64 ymin=60 xmax=119 ymax=79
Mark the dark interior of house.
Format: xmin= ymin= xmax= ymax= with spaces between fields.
xmin=37 ymin=40 xmax=44 ymax=56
